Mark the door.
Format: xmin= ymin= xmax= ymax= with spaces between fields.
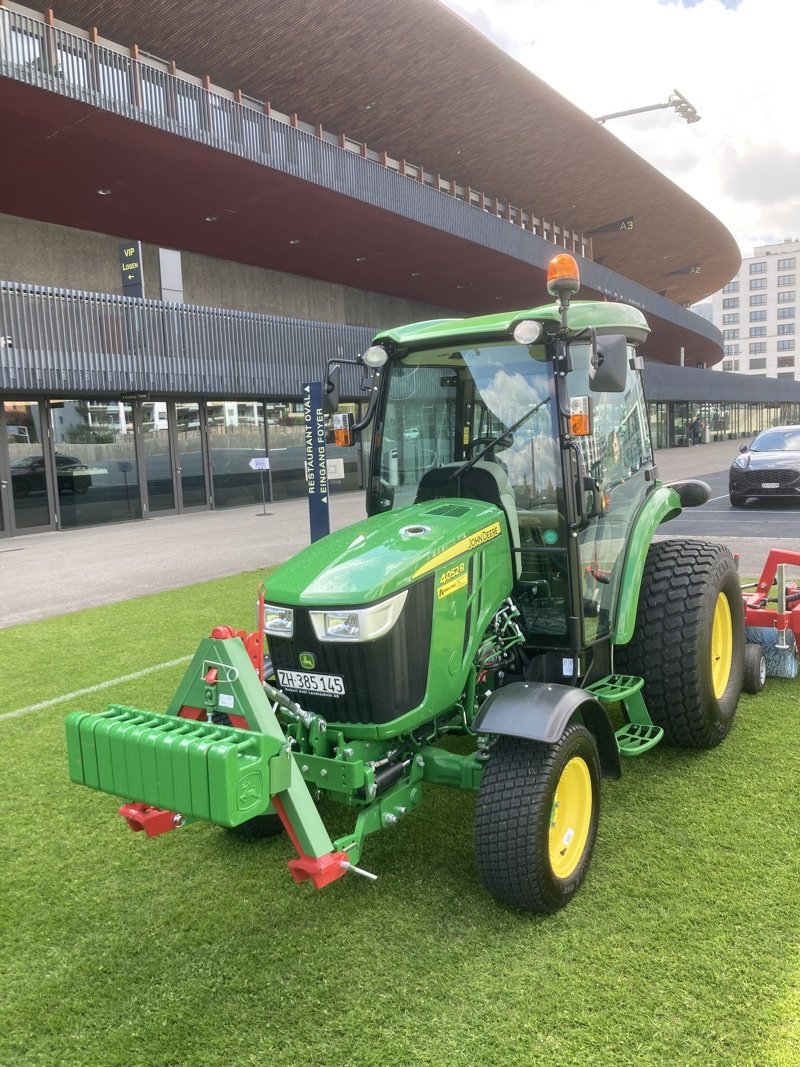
xmin=0 ymin=399 xmax=55 ymax=535
xmin=567 ymin=344 xmax=654 ymax=644
xmin=140 ymin=400 xmax=177 ymax=513
xmin=174 ymin=400 xmax=210 ymax=509
xmin=139 ymin=400 xmax=210 ymax=514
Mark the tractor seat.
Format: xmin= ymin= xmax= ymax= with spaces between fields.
xmin=415 ymin=461 xmax=521 ymax=576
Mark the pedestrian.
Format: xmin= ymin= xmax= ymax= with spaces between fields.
xmin=690 ymin=416 xmax=702 ymax=446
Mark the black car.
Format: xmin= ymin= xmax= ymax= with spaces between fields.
xmin=10 ymin=452 xmax=92 ymax=497
xmin=729 ymin=425 xmax=800 ymax=506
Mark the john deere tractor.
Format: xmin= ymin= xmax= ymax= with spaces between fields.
xmin=66 ymin=254 xmax=744 ymax=912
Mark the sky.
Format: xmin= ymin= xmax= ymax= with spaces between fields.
xmin=439 ymin=0 xmax=799 ymax=258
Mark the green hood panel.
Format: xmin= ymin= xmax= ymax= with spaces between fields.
xmin=265 ymin=499 xmax=510 ymax=607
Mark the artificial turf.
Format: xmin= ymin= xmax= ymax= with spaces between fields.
xmin=1 ymin=574 xmax=798 ymax=1066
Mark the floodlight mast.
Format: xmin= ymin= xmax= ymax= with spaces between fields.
xmin=595 ymin=89 xmax=700 ymax=125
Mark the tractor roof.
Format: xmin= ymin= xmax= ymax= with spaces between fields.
xmin=373 ymin=300 xmax=650 ymax=350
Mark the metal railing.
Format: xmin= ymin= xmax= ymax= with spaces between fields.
xmin=0 ymin=279 xmax=374 ymax=398
xmin=0 ymin=3 xmax=590 ymax=256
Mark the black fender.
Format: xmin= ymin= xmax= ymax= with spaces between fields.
xmin=473 ymin=681 xmax=621 ymax=779
xmin=665 ymin=479 xmax=711 ymax=508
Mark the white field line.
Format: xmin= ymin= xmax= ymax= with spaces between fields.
xmin=1 ymin=655 xmax=193 ymax=723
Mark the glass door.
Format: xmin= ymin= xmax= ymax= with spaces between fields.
xmin=174 ymin=401 xmax=209 ymax=509
xmin=140 ymin=401 xmax=176 ymax=513
xmin=0 ymin=399 xmax=54 ymax=534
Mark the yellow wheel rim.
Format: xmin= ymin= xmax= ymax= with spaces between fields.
xmin=711 ymin=592 xmax=733 ymax=699
xmin=549 ymin=756 xmax=593 ymax=879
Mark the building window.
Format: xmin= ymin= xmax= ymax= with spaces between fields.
xmin=777 ymin=371 xmax=796 ymax=379
xmin=778 ymin=274 xmax=796 ymax=287
xmin=749 ymin=343 xmax=767 ymax=355
xmin=777 ymin=355 xmax=795 ymax=368
xmin=723 ymin=329 xmax=739 ymax=340
xmin=749 ymin=310 xmax=766 ymax=322
xmin=723 ymin=281 xmax=739 ymax=293
xmin=724 ymin=343 xmax=740 ymax=357
xmin=723 ymin=313 xmax=739 ymax=324
xmin=750 ymin=294 xmax=767 ymax=306
xmin=777 ymin=339 xmax=795 ymax=352
xmin=778 ymin=291 xmax=795 ymax=303
xmin=749 ymin=357 xmax=767 ymax=369
xmin=722 ymin=297 xmax=739 ymax=309
xmin=777 ymin=307 xmax=795 ymax=319
xmin=778 ymin=323 xmax=795 ymax=335
xmin=749 ymin=261 xmax=767 ymax=274
xmin=749 ymin=326 xmax=766 ymax=337
xmin=778 ymin=258 xmax=796 ymax=270
xmin=750 ymin=278 xmax=767 ymax=290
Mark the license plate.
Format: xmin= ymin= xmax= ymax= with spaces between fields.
xmin=277 ymin=669 xmax=345 ymax=697
xmin=761 ymin=482 xmax=780 ymax=489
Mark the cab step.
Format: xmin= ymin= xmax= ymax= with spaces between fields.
xmin=586 ymin=674 xmax=664 ymax=756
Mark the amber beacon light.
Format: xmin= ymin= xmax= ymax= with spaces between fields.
xmin=547 ymin=253 xmax=581 ymax=297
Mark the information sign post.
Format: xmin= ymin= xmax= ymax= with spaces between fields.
xmin=248 ymin=456 xmax=270 ymax=515
xmin=303 ymin=381 xmax=330 ymax=542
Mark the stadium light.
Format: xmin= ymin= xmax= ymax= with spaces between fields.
xmin=595 ymin=89 xmax=700 ymax=125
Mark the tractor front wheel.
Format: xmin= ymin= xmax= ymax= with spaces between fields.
xmin=616 ymin=539 xmax=744 ymax=747
xmin=474 ymin=723 xmax=600 ymax=913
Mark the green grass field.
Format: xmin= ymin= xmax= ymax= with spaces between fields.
xmin=1 ymin=574 xmax=798 ymax=1067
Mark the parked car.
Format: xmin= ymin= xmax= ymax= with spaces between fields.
xmin=729 ymin=425 xmax=800 ymax=506
xmin=10 ymin=452 xmax=92 ymax=497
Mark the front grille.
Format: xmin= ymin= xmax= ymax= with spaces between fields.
xmin=268 ymin=576 xmax=434 ymax=726
xmin=744 ymin=469 xmax=799 ymax=488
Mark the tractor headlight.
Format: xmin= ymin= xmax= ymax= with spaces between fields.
xmin=264 ymin=604 xmax=294 ymax=638
xmin=310 ymin=590 xmax=408 ymax=643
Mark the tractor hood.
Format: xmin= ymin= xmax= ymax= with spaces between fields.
xmin=264 ymin=497 xmax=510 ymax=607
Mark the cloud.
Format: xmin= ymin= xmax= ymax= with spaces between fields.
xmin=720 ymin=145 xmax=800 ymax=204
xmin=439 ymin=0 xmax=798 ymax=255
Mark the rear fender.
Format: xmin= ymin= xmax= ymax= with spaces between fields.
xmin=473 ymin=681 xmax=621 ymax=779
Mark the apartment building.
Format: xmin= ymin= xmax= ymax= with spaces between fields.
xmin=713 ymin=240 xmax=799 ymax=380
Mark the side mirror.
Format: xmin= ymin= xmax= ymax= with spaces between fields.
xmin=589 ymin=334 xmax=629 ymax=393
xmin=322 ymin=364 xmax=341 ymax=415
xmin=739 ymin=443 xmax=748 ymax=453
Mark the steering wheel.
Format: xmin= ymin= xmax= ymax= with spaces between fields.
xmin=466 ymin=433 xmax=513 ymax=458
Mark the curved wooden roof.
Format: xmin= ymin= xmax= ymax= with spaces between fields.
xmin=47 ymin=0 xmax=740 ymax=306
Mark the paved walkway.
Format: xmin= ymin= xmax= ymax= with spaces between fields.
xmin=0 ymin=440 xmax=757 ymax=629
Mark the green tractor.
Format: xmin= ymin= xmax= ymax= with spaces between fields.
xmin=66 ymin=254 xmax=744 ymax=912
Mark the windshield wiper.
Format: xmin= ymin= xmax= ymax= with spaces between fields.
xmin=448 ymin=395 xmax=551 ymax=484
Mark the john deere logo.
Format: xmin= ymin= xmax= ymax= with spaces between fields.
xmin=299 ymin=652 xmax=316 ymax=670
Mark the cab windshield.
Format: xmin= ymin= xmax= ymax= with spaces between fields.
xmin=371 ymin=341 xmax=561 ymax=515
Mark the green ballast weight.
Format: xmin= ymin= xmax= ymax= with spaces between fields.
xmin=65 ymin=705 xmax=289 ymax=827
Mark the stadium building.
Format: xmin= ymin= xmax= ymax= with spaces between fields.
xmin=2 ymin=0 xmax=799 ymax=537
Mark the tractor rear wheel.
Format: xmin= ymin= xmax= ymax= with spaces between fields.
xmin=616 ymin=539 xmax=744 ymax=747
xmin=474 ymin=723 xmax=600 ymax=912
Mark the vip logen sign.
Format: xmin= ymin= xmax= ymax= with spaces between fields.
xmin=119 ymin=241 xmax=143 ymax=298
xmin=303 ymin=381 xmax=330 ymax=542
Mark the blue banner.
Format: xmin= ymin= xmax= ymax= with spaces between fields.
xmin=303 ymin=381 xmax=330 ymax=542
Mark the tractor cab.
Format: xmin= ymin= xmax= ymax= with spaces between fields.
xmin=363 ymin=262 xmax=656 ymax=680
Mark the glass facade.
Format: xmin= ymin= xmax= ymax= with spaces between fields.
xmin=0 ymin=395 xmax=367 ymax=537
xmin=2 ymin=389 xmax=800 ymax=537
